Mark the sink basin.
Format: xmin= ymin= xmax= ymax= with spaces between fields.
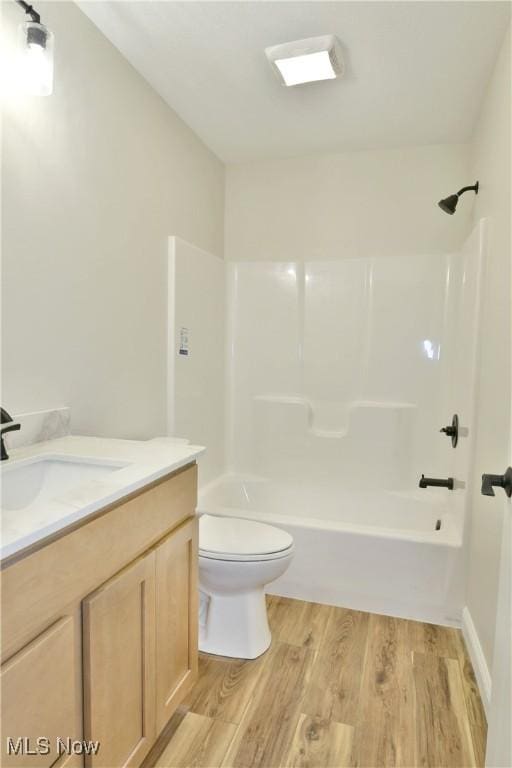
xmin=1 ymin=456 xmax=128 ymax=512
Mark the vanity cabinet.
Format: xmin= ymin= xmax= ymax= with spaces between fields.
xmin=83 ymin=552 xmax=157 ymax=768
xmin=82 ymin=517 xmax=198 ymax=767
xmin=1 ymin=463 xmax=198 ymax=768
xmin=1 ymin=613 xmax=82 ymax=768
xmin=155 ymin=519 xmax=198 ymax=732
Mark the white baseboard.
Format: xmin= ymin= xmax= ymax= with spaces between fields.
xmin=462 ymin=606 xmax=492 ymax=716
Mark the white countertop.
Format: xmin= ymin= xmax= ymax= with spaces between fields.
xmin=0 ymin=435 xmax=205 ymax=562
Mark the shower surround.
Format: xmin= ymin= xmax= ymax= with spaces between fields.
xmin=227 ymin=254 xmax=451 ymax=490
xmin=199 ymin=221 xmax=486 ymax=625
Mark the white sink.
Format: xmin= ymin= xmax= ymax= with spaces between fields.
xmin=1 ymin=456 xmax=128 ymax=512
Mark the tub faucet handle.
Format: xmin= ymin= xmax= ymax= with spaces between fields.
xmin=440 ymin=414 xmax=459 ymax=448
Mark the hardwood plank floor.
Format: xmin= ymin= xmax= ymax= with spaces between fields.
xmin=302 ymin=606 xmax=369 ymax=726
xmin=284 ymin=715 xmax=354 ymax=768
xmin=154 ymin=712 xmax=237 ymax=768
xmin=413 ymin=653 xmax=477 ymax=768
xmin=352 ymin=614 xmax=415 ymax=767
xmin=222 ymin=641 xmax=315 ymax=767
xmin=182 ymin=651 xmax=267 ymax=725
xmin=458 ymin=654 xmax=488 ymax=768
xmin=267 ymin=595 xmax=333 ymax=650
xmin=151 ymin=597 xmax=487 ymax=768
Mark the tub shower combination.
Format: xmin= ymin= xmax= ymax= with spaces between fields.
xmin=198 ymin=222 xmax=485 ymax=627
xmin=199 ymin=474 xmax=461 ymax=625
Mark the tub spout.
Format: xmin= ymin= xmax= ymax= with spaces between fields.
xmin=419 ymin=474 xmax=454 ymax=491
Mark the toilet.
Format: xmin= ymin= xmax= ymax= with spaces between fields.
xmin=198 ymin=514 xmax=294 ymax=659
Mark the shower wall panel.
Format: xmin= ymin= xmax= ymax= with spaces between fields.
xmin=227 ymin=253 xmax=462 ymax=493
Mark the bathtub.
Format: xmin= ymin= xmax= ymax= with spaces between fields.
xmin=197 ymin=475 xmax=465 ymax=626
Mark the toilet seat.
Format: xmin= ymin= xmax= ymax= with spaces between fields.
xmin=199 ymin=514 xmax=294 ymax=562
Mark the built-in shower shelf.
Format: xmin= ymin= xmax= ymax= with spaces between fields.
xmin=253 ymin=394 xmax=417 ymax=441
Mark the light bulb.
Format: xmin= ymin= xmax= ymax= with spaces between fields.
xmin=18 ymin=21 xmax=54 ymax=96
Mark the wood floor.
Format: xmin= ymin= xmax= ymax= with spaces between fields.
xmin=145 ymin=596 xmax=487 ymax=768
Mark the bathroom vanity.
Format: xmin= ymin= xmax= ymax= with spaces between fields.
xmin=0 ymin=437 xmax=203 ymax=768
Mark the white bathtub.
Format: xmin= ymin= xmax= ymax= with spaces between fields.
xmin=198 ymin=475 xmax=465 ymax=626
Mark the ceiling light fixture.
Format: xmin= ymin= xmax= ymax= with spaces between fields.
xmin=265 ymin=35 xmax=344 ymax=87
xmin=15 ymin=0 xmax=54 ymax=96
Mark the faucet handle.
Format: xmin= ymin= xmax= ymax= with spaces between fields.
xmin=0 ymin=421 xmax=20 ymax=461
xmin=440 ymin=414 xmax=459 ymax=447
xmin=0 ymin=407 xmax=15 ymax=424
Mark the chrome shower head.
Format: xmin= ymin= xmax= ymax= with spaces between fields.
xmin=438 ymin=181 xmax=479 ymax=215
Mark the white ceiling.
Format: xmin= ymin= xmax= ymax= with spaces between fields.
xmin=78 ymin=1 xmax=511 ymax=163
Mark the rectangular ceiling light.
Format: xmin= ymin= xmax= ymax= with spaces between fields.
xmin=265 ymin=35 xmax=344 ymax=87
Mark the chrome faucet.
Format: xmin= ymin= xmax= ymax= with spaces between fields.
xmin=1 ymin=408 xmax=21 ymax=461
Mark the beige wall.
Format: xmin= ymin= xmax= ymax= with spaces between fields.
xmin=466 ymin=26 xmax=511 ymax=673
xmin=1 ymin=1 xmax=224 ymax=438
xmin=225 ymin=144 xmax=471 ymax=262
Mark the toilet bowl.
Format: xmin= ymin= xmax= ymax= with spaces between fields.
xmin=198 ymin=514 xmax=294 ymax=659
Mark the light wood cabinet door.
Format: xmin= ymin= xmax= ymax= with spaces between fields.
xmin=155 ymin=517 xmax=198 ymax=731
xmin=1 ymin=613 xmax=82 ymax=768
xmin=82 ymin=552 xmax=156 ymax=768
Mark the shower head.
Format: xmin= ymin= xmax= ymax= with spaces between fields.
xmin=438 ymin=194 xmax=459 ymax=215
xmin=438 ymin=181 xmax=479 ymax=215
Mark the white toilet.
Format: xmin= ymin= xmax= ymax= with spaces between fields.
xmin=198 ymin=514 xmax=294 ymax=659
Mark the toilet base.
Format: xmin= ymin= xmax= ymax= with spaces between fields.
xmin=199 ymin=588 xmax=271 ymax=659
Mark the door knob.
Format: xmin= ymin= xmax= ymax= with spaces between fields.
xmin=481 ymin=467 xmax=512 ymax=498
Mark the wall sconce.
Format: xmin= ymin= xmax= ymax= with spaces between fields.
xmin=16 ymin=0 xmax=54 ymax=96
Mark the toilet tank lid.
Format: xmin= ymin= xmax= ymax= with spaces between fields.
xmin=199 ymin=514 xmax=293 ymax=557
